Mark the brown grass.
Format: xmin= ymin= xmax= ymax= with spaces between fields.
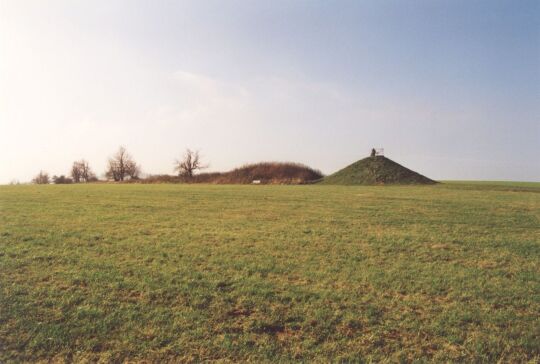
xmin=143 ymin=162 xmax=323 ymax=185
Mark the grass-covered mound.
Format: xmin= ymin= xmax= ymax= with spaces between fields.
xmin=320 ymin=155 xmax=436 ymax=185
xmin=213 ymin=162 xmax=323 ymax=184
xmin=144 ymin=162 xmax=323 ymax=184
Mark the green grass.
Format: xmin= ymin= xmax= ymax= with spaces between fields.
xmin=444 ymin=180 xmax=540 ymax=188
xmin=1 ymin=183 xmax=539 ymax=362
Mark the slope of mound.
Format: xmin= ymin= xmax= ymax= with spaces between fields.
xmin=320 ymin=156 xmax=436 ymax=185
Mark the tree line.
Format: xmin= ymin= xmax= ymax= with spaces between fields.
xmin=32 ymin=147 xmax=206 ymax=184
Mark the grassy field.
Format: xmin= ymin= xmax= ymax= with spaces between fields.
xmin=443 ymin=180 xmax=540 ymax=188
xmin=1 ymin=183 xmax=539 ymax=362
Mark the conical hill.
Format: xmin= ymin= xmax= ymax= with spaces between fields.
xmin=320 ymin=155 xmax=436 ymax=185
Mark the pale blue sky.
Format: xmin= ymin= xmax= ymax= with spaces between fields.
xmin=1 ymin=0 xmax=539 ymax=183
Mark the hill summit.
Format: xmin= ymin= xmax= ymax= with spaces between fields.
xmin=321 ymin=154 xmax=436 ymax=185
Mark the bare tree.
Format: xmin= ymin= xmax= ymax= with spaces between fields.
xmin=106 ymin=146 xmax=140 ymax=181
xmin=174 ymin=149 xmax=207 ymax=178
xmin=71 ymin=160 xmax=96 ymax=183
xmin=32 ymin=171 xmax=50 ymax=184
xmin=71 ymin=162 xmax=82 ymax=183
xmin=125 ymin=160 xmax=141 ymax=180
